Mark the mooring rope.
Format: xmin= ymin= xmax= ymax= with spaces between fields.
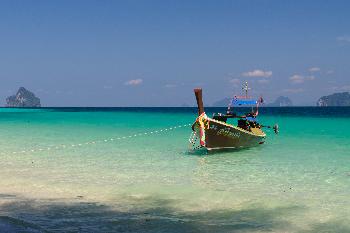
xmin=1 ymin=123 xmax=192 ymax=155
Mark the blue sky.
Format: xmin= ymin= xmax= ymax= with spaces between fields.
xmin=0 ymin=0 xmax=349 ymax=106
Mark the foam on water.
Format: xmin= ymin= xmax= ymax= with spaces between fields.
xmin=0 ymin=107 xmax=349 ymax=232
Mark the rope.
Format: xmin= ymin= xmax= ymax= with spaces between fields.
xmin=188 ymin=130 xmax=203 ymax=151
xmin=1 ymin=123 xmax=192 ymax=155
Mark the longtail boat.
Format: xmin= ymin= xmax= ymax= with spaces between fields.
xmin=190 ymin=82 xmax=278 ymax=151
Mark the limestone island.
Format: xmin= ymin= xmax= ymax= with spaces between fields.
xmin=5 ymin=87 xmax=41 ymax=107
xmin=317 ymin=92 xmax=350 ymax=106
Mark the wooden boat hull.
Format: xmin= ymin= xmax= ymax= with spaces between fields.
xmin=193 ymin=118 xmax=266 ymax=151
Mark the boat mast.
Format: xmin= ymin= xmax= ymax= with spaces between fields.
xmin=242 ymin=81 xmax=250 ymax=98
xmin=194 ymin=88 xmax=205 ymax=116
xmin=227 ymin=82 xmax=250 ymax=114
xmin=242 ymin=82 xmax=255 ymax=113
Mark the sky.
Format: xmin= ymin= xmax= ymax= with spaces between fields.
xmin=0 ymin=0 xmax=349 ymax=106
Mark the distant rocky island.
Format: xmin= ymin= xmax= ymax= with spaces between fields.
xmin=265 ymin=96 xmax=293 ymax=107
xmin=6 ymin=87 xmax=41 ymax=107
xmin=212 ymin=96 xmax=293 ymax=107
xmin=317 ymin=92 xmax=350 ymax=106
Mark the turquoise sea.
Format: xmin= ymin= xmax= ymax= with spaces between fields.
xmin=0 ymin=107 xmax=349 ymax=232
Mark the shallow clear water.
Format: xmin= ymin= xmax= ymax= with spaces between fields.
xmin=0 ymin=107 xmax=349 ymax=232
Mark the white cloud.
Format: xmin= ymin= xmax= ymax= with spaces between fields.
xmin=306 ymin=75 xmax=315 ymax=81
xmin=289 ymin=75 xmax=305 ymax=84
xmin=242 ymin=69 xmax=272 ymax=78
xmin=337 ymin=36 xmax=350 ymax=43
xmin=258 ymin=79 xmax=270 ymax=84
xmin=164 ymin=84 xmax=177 ymax=88
xmin=332 ymin=85 xmax=350 ymax=92
xmin=230 ymin=78 xmax=241 ymax=84
xmin=125 ymin=79 xmax=143 ymax=86
xmin=289 ymin=75 xmax=315 ymax=84
xmin=309 ymin=67 xmax=320 ymax=72
xmin=282 ymin=88 xmax=304 ymax=93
